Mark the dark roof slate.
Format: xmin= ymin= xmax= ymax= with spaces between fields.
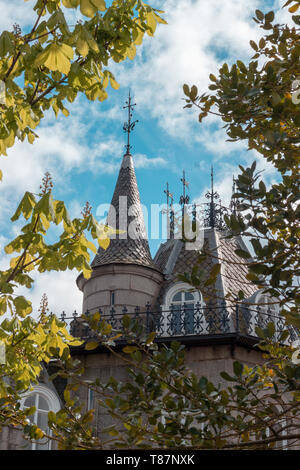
xmin=92 ymin=153 xmax=158 ymax=270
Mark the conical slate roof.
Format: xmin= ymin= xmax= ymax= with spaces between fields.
xmin=92 ymin=152 xmax=157 ymax=269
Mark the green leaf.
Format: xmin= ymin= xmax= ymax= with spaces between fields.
xmin=220 ymin=371 xmax=236 ymax=382
xmin=0 ymin=31 xmax=15 ymax=57
xmin=80 ymin=0 xmax=106 ymax=17
xmin=255 ymin=10 xmax=264 ymax=21
xmin=250 ymin=40 xmax=258 ymax=51
xmin=183 ymin=84 xmax=190 ymax=97
xmin=85 ymin=341 xmax=99 ymax=350
xmin=13 ymin=296 xmax=32 ymax=317
xmin=233 ymin=361 xmax=243 ymax=376
xmin=11 ymin=192 xmax=36 ymax=221
xmin=235 ymin=249 xmax=251 ymax=259
xmin=210 ymin=263 xmax=221 ymax=277
xmin=265 ymin=11 xmax=275 ymax=22
xmin=122 ymin=345 xmax=138 ymax=354
xmin=145 ymin=331 xmax=156 ymax=345
xmin=35 ymin=43 xmax=74 ymax=75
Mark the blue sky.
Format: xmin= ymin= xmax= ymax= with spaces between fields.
xmin=0 ymin=0 xmax=287 ymax=315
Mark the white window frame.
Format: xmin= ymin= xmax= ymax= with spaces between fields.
xmin=160 ymin=282 xmax=205 ymax=337
xmin=248 ymin=290 xmax=281 ymax=340
xmin=21 ymin=384 xmax=60 ymax=450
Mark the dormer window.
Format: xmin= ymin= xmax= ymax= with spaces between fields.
xmin=160 ymin=282 xmax=205 ymax=337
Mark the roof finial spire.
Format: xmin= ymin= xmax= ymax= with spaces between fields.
xmin=179 ymin=170 xmax=190 ymax=207
xmin=203 ymin=164 xmax=222 ymax=228
xmin=123 ymin=90 xmax=138 ymax=155
xmin=230 ymin=175 xmax=239 ymax=216
xmin=164 ymin=182 xmax=174 ymax=239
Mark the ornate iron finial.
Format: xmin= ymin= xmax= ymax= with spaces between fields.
xmin=164 ymin=182 xmax=173 ymax=208
xmin=192 ymin=203 xmax=197 ymax=225
xmin=123 ymin=90 xmax=138 ymax=155
xmin=164 ymin=182 xmax=174 ymax=239
xmin=203 ymin=165 xmax=227 ymax=230
xmin=230 ymin=175 xmax=239 ymax=216
xmin=179 ymin=170 xmax=190 ymax=206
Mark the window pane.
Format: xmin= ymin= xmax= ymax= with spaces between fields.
xmin=184 ymin=305 xmax=194 ymax=334
xmin=171 ymin=304 xmax=182 ymax=335
xmin=184 ymin=292 xmax=194 ymax=301
xmin=172 ymin=292 xmax=182 ymax=302
xmin=37 ymin=411 xmax=48 ymax=430
xmin=38 ymin=395 xmax=49 ymax=411
xmin=35 ymin=411 xmax=51 ymax=450
xmin=24 ymin=395 xmax=36 ymax=408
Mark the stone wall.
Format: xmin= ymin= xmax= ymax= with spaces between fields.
xmin=77 ymin=263 xmax=163 ymax=315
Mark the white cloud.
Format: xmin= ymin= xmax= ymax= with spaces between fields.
xmin=14 ymin=269 xmax=83 ymax=319
xmin=134 ymin=153 xmax=167 ymax=168
xmin=112 ymin=0 xmax=267 ymax=140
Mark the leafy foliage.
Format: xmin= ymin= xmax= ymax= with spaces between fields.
xmin=183 ymin=4 xmax=300 ymax=325
xmin=41 ymin=316 xmax=300 ymax=450
xmin=0 ymin=173 xmax=118 ymax=440
xmin=0 ymin=0 xmax=166 ymax=157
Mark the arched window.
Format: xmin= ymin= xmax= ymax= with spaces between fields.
xmin=21 ymin=385 xmax=60 ymax=450
xmin=161 ymin=282 xmax=205 ymax=336
xmin=255 ymin=292 xmax=278 ymax=315
xmin=244 ymin=290 xmax=282 ymax=339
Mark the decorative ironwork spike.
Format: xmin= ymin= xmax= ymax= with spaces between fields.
xmin=61 ymin=311 xmax=66 ymax=322
xmin=164 ymin=182 xmax=174 ymax=208
xmin=170 ymin=208 xmax=174 ymax=239
xmin=179 ymin=170 xmax=190 ymax=206
xmin=164 ymin=182 xmax=174 ymax=240
xmin=203 ymin=165 xmax=228 ymax=230
xmin=192 ymin=203 xmax=197 ymax=224
xmin=123 ymin=90 xmax=138 ymax=155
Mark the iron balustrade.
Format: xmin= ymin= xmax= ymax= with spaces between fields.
xmin=58 ymin=302 xmax=299 ymax=346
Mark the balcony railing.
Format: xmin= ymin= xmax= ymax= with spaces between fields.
xmin=59 ymin=302 xmax=299 ymax=346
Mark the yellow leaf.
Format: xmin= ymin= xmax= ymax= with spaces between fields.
xmin=80 ymin=0 xmax=96 ymax=17
xmin=34 ymin=428 xmax=44 ymax=440
xmin=91 ymin=0 xmax=106 ymax=11
xmin=35 ymin=43 xmax=74 ymax=75
xmin=60 ymin=43 xmax=74 ymax=60
xmin=146 ymin=11 xmax=157 ymax=36
xmin=98 ymin=236 xmax=110 ymax=250
xmin=154 ymin=12 xmax=167 ymax=25
xmin=134 ymin=29 xmax=144 ymax=46
xmin=0 ymin=169 xmax=2 ymax=181
xmin=127 ymin=44 xmax=136 ymax=60
xmin=109 ymin=77 xmax=120 ymax=90
xmin=62 ymin=0 xmax=80 ymax=6
xmin=76 ymin=38 xmax=89 ymax=57
xmin=88 ymin=38 xmax=99 ymax=53
xmin=82 ymin=265 xmax=92 ymax=279
xmin=289 ymin=3 xmax=299 ymax=13
xmin=86 ymin=240 xmax=97 ymax=253
xmin=27 ymin=132 xmax=35 ymax=144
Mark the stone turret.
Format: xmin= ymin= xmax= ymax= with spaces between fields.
xmin=76 ymin=151 xmax=163 ymax=315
